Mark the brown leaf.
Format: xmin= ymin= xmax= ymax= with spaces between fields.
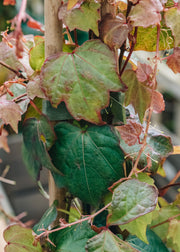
xmin=3 ymin=0 xmax=16 ymax=5
xmin=129 ymin=0 xmax=163 ymax=28
xmin=0 ymin=129 xmax=10 ymax=153
xmin=0 ymin=96 xmax=22 ymax=133
xmin=136 ymin=62 xmax=153 ymax=83
xmin=166 ymin=47 xmax=180 ymax=74
xmin=99 ymin=13 xmax=131 ymax=49
xmin=152 ymin=90 xmax=165 ymax=113
xmin=116 ymin=119 xmax=143 ymax=146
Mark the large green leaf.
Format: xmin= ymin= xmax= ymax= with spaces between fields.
xmin=22 ymin=116 xmax=59 ymax=179
xmin=40 ymin=39 xmax=125 ymax=124
xmin=121 ymin=70 xmax=152 ymax=123
xmin=127 ymin=228 xmax=169 ymax=252
xmin=107 ymin=179 xmax=158 ymax=225
xmin=33 ymin=201 xmax=57 ymax=235
xmin=49 ymin=221 xmax=96 ymax=252
xmin=4 ymin=225 xmax=42 ymax=252
xmin=49 ymin=122 xmax=125 ymax=205
xmin=119 ymin=128 xmax=173 ymax=173
xmin=165 ymin=7 xmax=180 ymax=47
xmin=86 ymin=230 xmax=139 ymax=252
xmin=58 ymin=1 xmax=100 ymax=36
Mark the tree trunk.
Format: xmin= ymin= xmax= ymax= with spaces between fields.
xmin=44 ymin=0 xmax=66 ymax=226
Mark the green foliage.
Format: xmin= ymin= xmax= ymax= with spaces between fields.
xmin=49 ymin=122 xmax=125 ymax=205
xmin=107 ymin=179 xmax=158 ymax=225
xmin=1 ymin=0 xmax=180 ymax=251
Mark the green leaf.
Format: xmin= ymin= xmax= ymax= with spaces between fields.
xmin=4 ymin=225 xmax=42 ymax=252
xmin=33 ymin=201 xmax=57 ymax=235
xmin=22 ymin=116 xmax=59 ymax=179
xmin=29 ymin=41 xmax=45 ymax=71
xmin=49 ymin=221 xmax=96 ymax=252
xmin=134 ymin=26 xmax=174 ymax=51
xmin=165 ymin=7 xmax=180 ymax=47
xmin=58 ymin=1 xmax=100 ymax=36
xmin=107 ymin=179 xmax=158 ymax=226
xmin=121 ymin=70 xmax=152 ymax=123
xmin=119 ymin=128 xmax=173 ymax=173
xmin=86 ymin=229 xmax=139 ymax=252
xmin=49 ymin=122 xmax=125 ymax=205
xmin=127 ymin=228 xmax=169 ymax=252
xmin=41 ymin=39 xmax=125 ymax=124
xmin=121 ymin=212 xmax=153 ymax=244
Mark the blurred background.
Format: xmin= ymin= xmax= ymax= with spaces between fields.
xmin=0 ymin=0 xmax=180 ymax=250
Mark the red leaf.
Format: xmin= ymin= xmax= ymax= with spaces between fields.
xmin=116 ymin=120 xmax=143 ymax=146
xmin=27 ymin=20 xmax=43 ymax=32
xmin=136 ymin=62 xmax=153 ymax=83
xmin=0 ymin=129 xmax=10 ymax=153
xmin=166 ymin=47 xmax=180 ymax=74
xmin=152 ymin=90 xmax=165 ymax=113
xmin=0 ymin=96 xmax=22 ymax=133
xmin=129 ymin=0 xmax=163 ymax=28
xmin=3 ymin=0 xmax=16 ymax=5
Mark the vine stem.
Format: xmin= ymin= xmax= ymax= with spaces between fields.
xmin=35 ymin=202 xmax=111 ymax=240
xmin=159 ymin=169 xmax=180 ymax=196
xmin=0 ymin=60 xmax=24 ymax=78
xmin=150 ymin=213 xmax=180 ymax=229
xmin=109 ymin=24 xmax=161 ymax=190
xmin=16 ymin=0 xmax=27 ymax=31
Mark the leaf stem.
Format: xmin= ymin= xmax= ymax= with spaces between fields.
xmin=0 ymin=60 xmax=25 ymax=78
xmin=35 ymin=202 xmax=111 ymax=240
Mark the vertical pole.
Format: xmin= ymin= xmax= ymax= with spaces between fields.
xmin=101 ymin=0 xmax=116 ymax=18
xmin=44 ymin=0 xmax=66 ymax=225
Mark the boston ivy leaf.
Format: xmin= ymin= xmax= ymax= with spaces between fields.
xmin=166 ymin=47 xmax=180 ymax=74
xmin=121 ymin=212 xmax=153 ymax=244
xmin=99 ymin=13 xmax=131 ymax=50
xmin=49 ymin=221 xmax=96 ymax=252
xmin=0 ymin=42 xmax=25 ymax=85
xmin=134 ymin=26 xmax=174 ymax=51
xmin=136 ymin=62 xmax=153 ymax=83
xmin=27 ymin=73 xmax=46 ymax=100
xmin=107 ymin=179 xmax=158 ymax=226
xmin=29 ymin=40 xmax=45 ymax=71
xmin=127 ymin=228 xmax=169 ymax=252
xmin=58 ymin=1 xmax=100 ymax=36
xmin=33 ymin=201 xmax=57 ymax=235
xmin=86 ymin=229 xmax=139 ymax=252
xmin=3 ymin=0 xmax=16 ymax=5
xmin=129 ymin=0 xmax=163 ymax=28
xmin=119 ymin=128 xmax=173 ymax=173
xmin=167 ymin=219 xmax=180 ymax=251
xmin=121 ymin=70 xmax=152 ymax=122
xmin=49 ymin=122 xmax=125 ymax=206
xmin=165 ymin=7 xmax=180 ymax=47
xmin=4 ymin=224 xmax=42 ymax=252
xmin=116 ymin=120 xmax=143 ymax=146
xmin=152 ymin=90 xmax=165 ymax=113
xmin=41 ymin=40 xmax=124 ymax=124
xmin=0 ymin=96 xmax=22 ymax=133
xmin=22 ymin=116 xmax=59 ymax=180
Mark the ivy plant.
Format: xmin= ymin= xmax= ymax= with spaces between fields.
xmin=0 ymin=0 xmax=180 ymax=251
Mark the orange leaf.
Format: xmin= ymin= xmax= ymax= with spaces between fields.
xmin=3 ymin=0 xmax=16 ymax=5
xmin=152 ymin=90 xmax=165 ymax=113
xmin=27 ymin=20 xmax=43 ymax=32
xmin=167 ymin=47 xmax=180 ymax=74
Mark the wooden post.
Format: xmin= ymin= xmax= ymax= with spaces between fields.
xmin=44 ymin=0 xmax=66 ymax=225
xmin=101 ymin=0 xmax=116 ymax=18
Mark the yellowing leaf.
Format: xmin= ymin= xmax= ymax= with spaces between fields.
xmin=129 ymin=0 xmax=163 ymax=28
xmin=67 ymin=0 xmax=83 ymax=10
xmin=172 ymin=145 xmax=180 ymax=155
xmin=121 ymin=212 xmax=153 ymax=244
xmin=167 ymin=219 xmax=180 ymax=251
xmin=165 ymin=7 xmax=180 ymax=47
